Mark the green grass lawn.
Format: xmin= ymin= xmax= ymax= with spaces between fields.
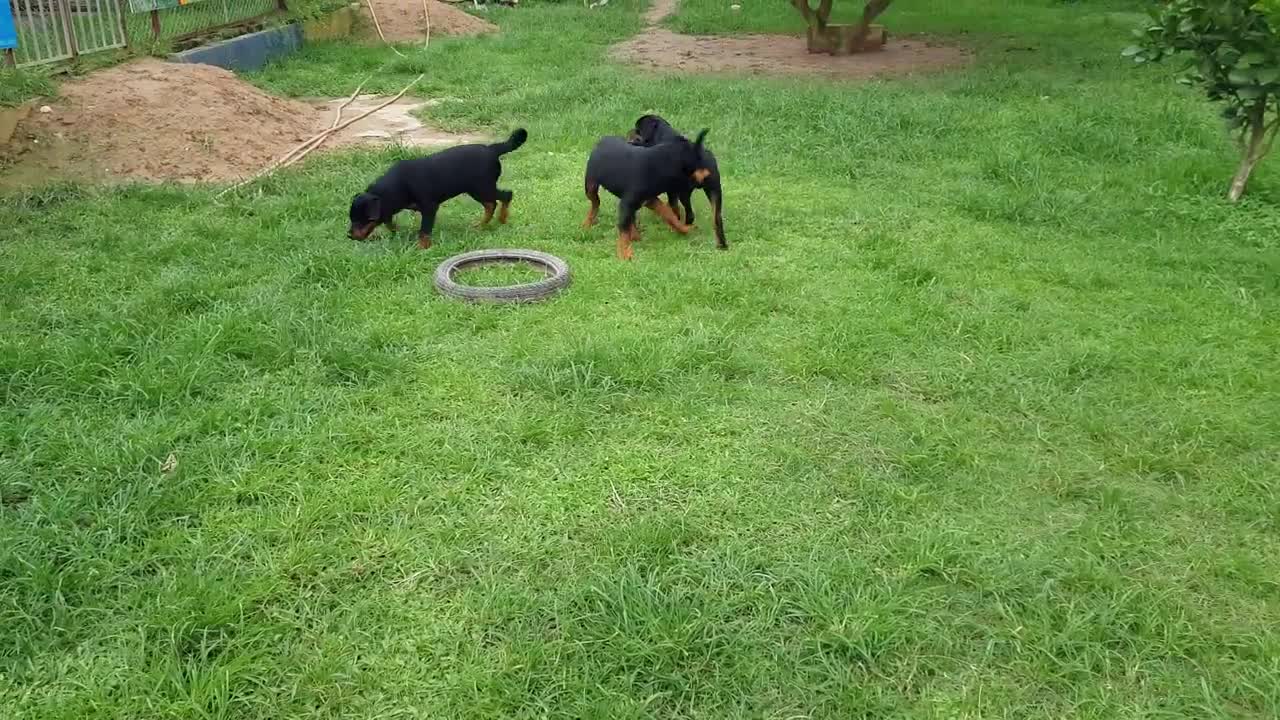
xmin=450 ymin=261 xmax=555 ymax=288
xmin=3 ymin=1 xmax=1279 ymax=717
xmin=0 ymin=69 xmax=56 ymax=107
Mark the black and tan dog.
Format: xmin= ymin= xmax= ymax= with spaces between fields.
xmin=626 ymin=114 xmax=726 ymax=250
xmin=583 ymin=129 xmax=713 ymax=260
xmin=348 ymin=129 xmax=528 ymax=249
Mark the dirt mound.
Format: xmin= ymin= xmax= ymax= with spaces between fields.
xmin=11 ymin=59 xmax=322 ymax=183
xmin=361 ymin=0 xmax=497 ymax=43
xmin=612 ymin=29 xmax=968 ymax=79
xmin=1 ymin=59 xmax=482 ymax=187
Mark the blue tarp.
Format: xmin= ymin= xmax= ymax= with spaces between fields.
xmin=1 ymin=1 xmax=17 ymax=51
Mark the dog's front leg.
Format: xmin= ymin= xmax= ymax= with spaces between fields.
xmin=644 ymin=199 xmax=691 ymax=234
xmin=708 ymin=188 xmax=727 ymax=249
xmin=679 ymin=190 xmax=696 ymax=227
xmin=416 ymin=202 xmax=439 ymax=249
xmin=617 ymin=198 xmax=642 ymax=260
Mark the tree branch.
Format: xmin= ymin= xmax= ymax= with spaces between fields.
xmin=816 ymin=0 xmax=834 ymax=25
xmin=853 ymin=0 xmax=894 ymax=42
xmin=1262 ymin=113 xmax=1280 ymax=156
xmin=791 ymin=0 xmax=826 ymax=29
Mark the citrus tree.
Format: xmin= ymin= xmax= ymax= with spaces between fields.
xmin=1127 ymin=1 xmax=1280 ymax=201
xmin=791 ymin=0 xmax=894 ymax=55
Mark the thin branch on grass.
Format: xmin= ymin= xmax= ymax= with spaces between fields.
xmin=217 ymin=0 xmax=434 ymax=198
xmin=216 ymin=75 xmax=426 ymax=198
xmin=331 ymin=77 xmax=370 ymax=130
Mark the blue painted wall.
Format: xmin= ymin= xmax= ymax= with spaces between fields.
xmin=172 ymin=24 xmax=304 ymax=73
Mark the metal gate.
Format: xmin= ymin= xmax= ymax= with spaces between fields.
xmin=5 ymin=0 xmax=129 ymax=68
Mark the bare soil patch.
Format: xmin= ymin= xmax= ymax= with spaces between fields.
xmin=318 ymin=95 xmax=487 ymax=148
xmin=6 ymin=60 xmax=318 ymax=185
xmin=611 ymin=28 xmax=969 ymax=79
xmin=644 ymin=0 xmax=677 ymax=24
xmin=359 ymin=0 xmax=496 ymax=43
xmin=1 ymin=60 xmax=480 ymax=187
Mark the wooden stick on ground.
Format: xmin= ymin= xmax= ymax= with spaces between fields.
xmin=366 ymin=0 xmax=409 ymax=58
xmin=217 ymin=0 xmax=435 ymax=198
xmin=217 ymin=74 xmax=426 ymax=198
xmin=331 ymin=78 xmax=369 ymax=129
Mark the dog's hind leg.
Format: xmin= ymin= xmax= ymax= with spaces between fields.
xmin=467 ymin=190 xmax=497 ymax=228
xmin=496 ymin=189 xmax=514 ymax=224
xmin=583 ymin=181 xmax=601 ymax=229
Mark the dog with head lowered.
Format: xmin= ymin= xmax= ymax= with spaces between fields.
xmin=626 ymin=114 xmax=726 ymax=251
xmin=348 ymin=129 xmax=528 ymax=249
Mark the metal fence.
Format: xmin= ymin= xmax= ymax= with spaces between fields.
xmin=3 ymin=0 xmax=282 ymax=67
xmin=130 ymin=0 xmax=280 ymax=44
xmin=5 ymin=0 xmax=129 ymax=67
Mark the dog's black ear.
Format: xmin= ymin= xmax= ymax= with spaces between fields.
xmin=355 ymin=193 xmax=381 ymax=221
xmin=632 ymin=115 xmax=655 ymax=143
xmin=693 ymin=128 xmax=709 ymax=148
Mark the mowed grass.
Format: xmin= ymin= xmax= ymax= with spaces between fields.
xmin=3 ymin=0 xmax=1280 ymax=717
xmin=451 ymin=262 xmax=554 ymax=288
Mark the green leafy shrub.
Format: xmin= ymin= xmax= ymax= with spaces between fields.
xmin=1126 ymin=1 xmax=1280 ymax=201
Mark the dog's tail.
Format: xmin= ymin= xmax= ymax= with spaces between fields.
xmin=489 ymin=128 xmax=529 ymax=156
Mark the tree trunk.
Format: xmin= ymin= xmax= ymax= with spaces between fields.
xmin=816 ymin=0 xmax=834 ymax=24
xmin=1229 ymin=106 xmax=1270 ymax=203
xmin=852 ymin=0 xmax=893 ymax=46
xmin=795 ymin=0 xmax=892 ymax=55
xmin=790 ymin=0 xmax=822 ymax=30
xmin=806 ymin=23 xmax=887 ymax=54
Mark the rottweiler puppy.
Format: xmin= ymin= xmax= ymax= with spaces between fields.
xmin=348 ymin=129 xmax=528 ymax=249
xmin=583 ymin=128 xmax=713 ymax=260
xmin=627 ymin=114 xmax=726 ymax=250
